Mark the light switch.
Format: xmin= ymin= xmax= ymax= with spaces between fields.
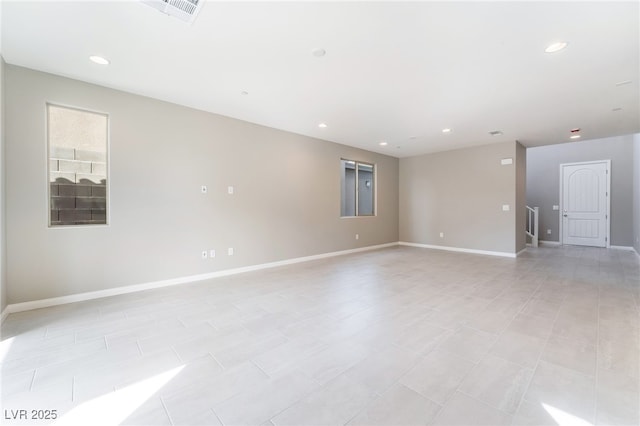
xmin=228 ymin=186 xmax=234 ymax=195
xmin=552 ymin=205 xmax=559 ymax=211
xmin=500 ymin=158 xmax=513 ymax=165
xmin=502 ymin=204 xmax=510 ymax=211
xmin=201 ymin=185 xmax=207 ymax=194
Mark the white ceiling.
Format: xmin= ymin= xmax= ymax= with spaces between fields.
xmin=2 ymin=1 xmax=639 ymax=158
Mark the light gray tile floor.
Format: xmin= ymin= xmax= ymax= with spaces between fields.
xmin=1 ymin=245 xmax=638 ymax=425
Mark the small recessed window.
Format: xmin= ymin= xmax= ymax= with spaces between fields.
xmin=340 ymin=159 xmax=375 ymax=217
xmin=47 ymin=104 xmax=109 ymax=226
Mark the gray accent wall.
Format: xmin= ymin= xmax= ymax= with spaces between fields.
xmin=399 ymin=141 xmax=522 ymax=254
xmin=527 ymin=135 xmax=634 ymax=246
xmin=634 ymin=134 xmax=640 ymax=254
xmin=5 ymin=65 xmax=399 ymax=304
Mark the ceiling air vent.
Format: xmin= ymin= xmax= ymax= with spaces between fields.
xmin=142 ymin=0 xmax=204 ymax=24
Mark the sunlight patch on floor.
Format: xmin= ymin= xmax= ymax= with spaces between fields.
xmin=542 ymin=403 xmax=594 ymax=426
xmin=0 ymin=336 xmax=15 ymax=364
xmin=54 ymin=365 xmax=184 ymax=425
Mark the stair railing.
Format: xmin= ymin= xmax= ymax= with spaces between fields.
xmin=525 ymin=206 xmax=539 ymax=247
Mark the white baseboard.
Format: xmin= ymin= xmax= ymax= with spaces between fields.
xmin=537 ymin=242 xmax=638 ymax=252
xmin=1 ymin=306 xmax=8 ymax=324
xmin=610 ymin=245 xmax=636 ymax=251
xmin=398 ymin=242 xmax=517 ymax=258
xmin=4 ymin=242 xmax=399 ymax=316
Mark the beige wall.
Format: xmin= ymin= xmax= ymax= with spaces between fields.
xmin=527 ymin=135 xmax=635 ymax=246
xmin=5 ymin=65 xmax=399 ymax=304
xmin=515 ymin=142 xmax=526 ymax=252
xmin=1 ymin=57 xmax=6 ymax=313
xmin=634 ymin=134 xmax=640 ymax=254
xmin=399 ymin=141 xmax=520 ymax=255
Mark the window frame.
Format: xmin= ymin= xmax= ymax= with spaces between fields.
xmin=46 ymin=102 xmax=111 ymax=228
xmin=340 ymin=158 xmax=376 ymax=218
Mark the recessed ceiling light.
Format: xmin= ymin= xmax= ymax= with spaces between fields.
xmin=615 ymin=80 xmax=632 ymax=86
xmin=489 ymin=130 xmax=503 ymax=136
xmin=545 ymin=42 xmax=568 ymax=53
xmin=312 ymin=48 xmax=326 ymax=58
xmin=442 ymin=128 xmax=452 ymax=133
xmin=379 ymin=141 xmax=388 ymax=146
xmin=240 ymin=90 xmax=249 ymax=95
xmin=570 ymin=135 xmax=581 ymax=139
xmin=89 ymin=55 xmax=110 ymax=65
xmin=318 ymin=123 xmax=327 ymax=128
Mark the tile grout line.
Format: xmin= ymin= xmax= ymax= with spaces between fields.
xmin=208 ymin=351 xmax=225 ymax=372
xmin=210 ymin=408 xmax=224 ymax=426
xmin=456 ymin=387 xmax=521 ymax=417
xmin=249 ymin=359 xmax=272 ymax=378
xmin=170 ymin=345 xmax=184 ymax=363
xmin=28 ymin=369 xmax=37 ymax=392
xmin=337 ymin=344 xmax=434 ymax=424
xmin=510 ymin=268 xmax=571 ymax=420
xmin=594 ymin=281 xmax=602 ymax=424
xmin=261 ymin=369 xmax=326 ymax=425
xmin=159 ymin=396 xmax=174 ymax=426
xmin=430 ymin=281 xmax=541 ymax=424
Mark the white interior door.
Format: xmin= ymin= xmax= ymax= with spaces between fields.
xmin=561 ymin=161 xmax=609 ymax=247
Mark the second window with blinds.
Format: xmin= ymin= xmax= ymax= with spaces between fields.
xmin=340 ymin=159 xmax=375 ymax=217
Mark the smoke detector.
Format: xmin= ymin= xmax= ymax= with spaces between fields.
xmin=142 ymin=0 xmax=204 ymax=24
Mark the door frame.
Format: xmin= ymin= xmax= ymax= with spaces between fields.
xmin=559 ymin=159 xmax=611 ymax=248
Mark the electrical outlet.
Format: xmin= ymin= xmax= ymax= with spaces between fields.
xmin=201 ymin=250 xmax=208 ymax=259
xmin=547 ymin=229 xmax=552 ymax=235
xmin=201 ymin=185 xmax=207 ymax=194
xmin=355 ymin=234 xmax=359 ymax=240
xmin=227 ymin=248 xmax=234 ymax=256
xmin=439 ymin=232 xmax=444 ymax=238
xmin=209 ymin=249 xmax=216 ymax=258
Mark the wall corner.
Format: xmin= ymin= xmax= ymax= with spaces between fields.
xmin=515 ymin=141 xmax=527 ymax=253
